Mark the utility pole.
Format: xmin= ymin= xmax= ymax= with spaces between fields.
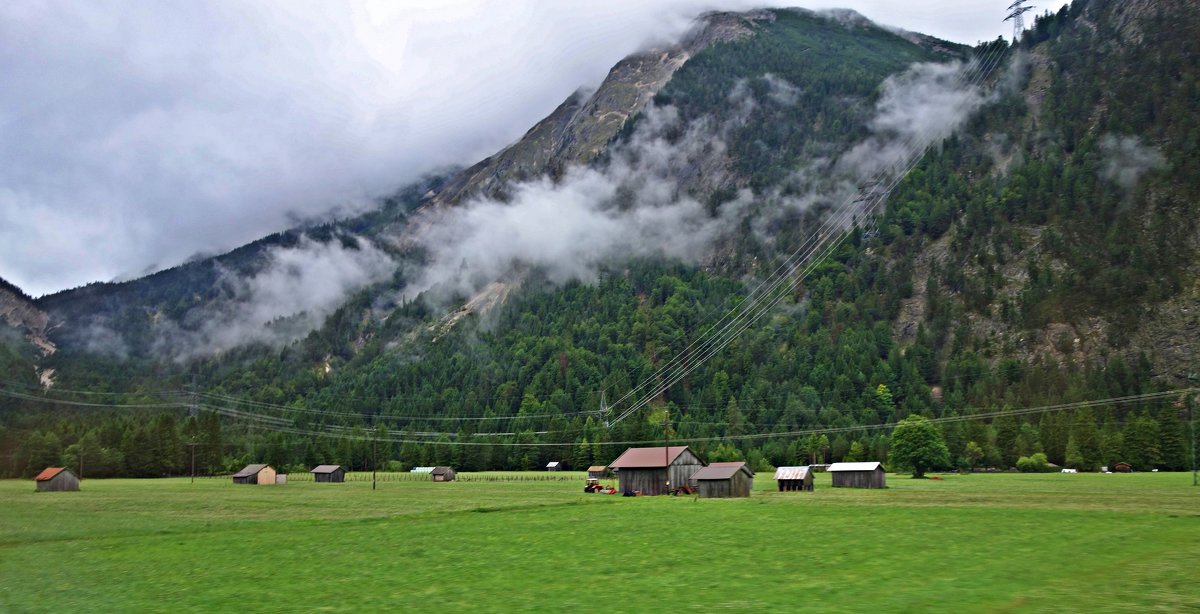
xmin=1189 ymin=393 xmax=1197 ymax=487
xmin=1005 ymin=1 xmax=1036 ymax=43
xmin=189 ymin=438 xmax=197 ymax=484
xmin=79 ymin=448 xmax=84 ymax=483
xmin=664 ymin=408 xmax=670 ymax=495
xmin=372 ymin=417 xmax=378 ymax=492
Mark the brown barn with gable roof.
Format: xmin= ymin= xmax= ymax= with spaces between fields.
xmin=232 ymin=464 xmax=277 ymax=485
xmin=693 ymin=462 xmax=754 ymax=498
xmin=35 ymin=467 xmax=80 ymax=492
xmin=608 ymin=446 xmax=705 ymax=496
xmin=310 ymin=465 xmax=346 ymax=483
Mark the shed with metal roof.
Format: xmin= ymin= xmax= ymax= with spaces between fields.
xmin=545 ymin=460 xmax=568 ymax=472
xmin=34 ymin=467 xmax=80 ymax=492
xmin=607 ymin=446 xmax=705 ymax=496
xmin=693 ymin=462 xmax=754 ymax=498
xmin=431 ymin=466 xmax=456 ymax=482
xmin=773 ymin=466 xmax=814 ymax=491
xmin=828 ymin=461 xmax=886 ymax=489
xmin=232 ymin=464 xmax=277 ymax=485
xmin=310 ymin=465 xmax=346 ymax=483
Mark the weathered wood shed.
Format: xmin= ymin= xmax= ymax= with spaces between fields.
xmin=773 ymin=466 xmax=814 ymax=491
xmin=693 ymin=462 xmax=754 ymax=498
xmin=587 ymin=465 xmax=611 ymax=479
xmin=232 ymin=464 xmax=277 ymax=485
xmin=310 ymin=465 xmax=346 ymax=483
xmin=608 ymin=446 xmax=705 ymax=496
xmin=34 ymin=467 xmax=79 ymax=492
xmin=431 ymin=466 xmax=456 ymax=482
xmin=828 ymin=461 xmax=886 ymax=488
xmin=545 ymin=461 xmax=568 ymax=472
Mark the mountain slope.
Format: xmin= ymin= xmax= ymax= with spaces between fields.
xmin=2 ymin=1 xmax=1196 ymax=478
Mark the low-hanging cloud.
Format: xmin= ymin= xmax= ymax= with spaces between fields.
xmin=1099 ymin=134 xmax=1165 ymax=191
xmin=407 ymin=104 xmax=752 ymax=304
xmin=133 ymin=235 xmax=396 ymax=360
xmin=838 ymin=61 xmax=990 ymax=181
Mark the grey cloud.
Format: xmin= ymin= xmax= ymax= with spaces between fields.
xmin=838 ymin=61 xmax=990 ymax=181
xmin=1099 ymin=135 xmax=1165 ymax=192
xmin=0 ymin=1 xmax=1063 ymax=298
xmin=150 ymin=235 xmax=395 ymax=361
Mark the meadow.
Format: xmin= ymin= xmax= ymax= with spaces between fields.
xmin=1 ymin=471 xmax=1197 ymax=612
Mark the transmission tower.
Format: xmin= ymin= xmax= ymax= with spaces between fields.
xmin=1005 ymin=1 xmax=1036 ymax=43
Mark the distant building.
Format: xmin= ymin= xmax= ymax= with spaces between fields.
xmin=587 ymin=465 xmax=611 ymax=479
xmin=773 ymin=466 xmax=814 ymax=491
xmin=693 ymin=462 xmax=754 ymax=498
xmin=431 ymin=467 xmax=456 ymax=482
xmin=34 ymin=467 xmax=79 ymax=492
xmin=608 ymin=446 xmax=705 ymax=496
xmin=310 ymin=465 xmax=346 ymax=483
xmin=232 ymin=464 xmax=277 ymax=485
xmin=828 ymin=461 xmax=887 ymax=489
xmin=410 ymin=467 xmax=435 ymax=474
xmin=546 ymin=461 xmax=568 ymax=472
xmin=1113 ymin=462 xmax=1132 ymax=473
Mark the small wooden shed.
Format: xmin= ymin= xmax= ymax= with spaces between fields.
xmin=232 ymin=464 xmax=277 ymax=485
xmin=310 ymin=465 xmax=346 ymax=483
xmin=546 ymin=461 xmax=568 ymax=472
xmin=608 ymin=446 xmax=705 ymax=496
xmin=431 ymin=466 xmax=456 ymax=482
xmin=34 ymin=467 xmax=80 ymax=492
xmin=828 ymin=461 xmax=887 ymax=489
xmin=773 ymin=466 xmax=814 ymax=491
xmin=693 ymin=462 xmax=754 ymax=498
xmin=1113 ymin=462 xmax=1132 ymax=473
xmin=587 ymin=465 xmax=611 ymax=479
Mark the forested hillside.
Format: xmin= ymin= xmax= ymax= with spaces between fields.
xmin=2 ymin=0 xmax=1196 ymax=479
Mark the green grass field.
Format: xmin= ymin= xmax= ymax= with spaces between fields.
xmin=2 ymin=472 xmax=1197 ymax=612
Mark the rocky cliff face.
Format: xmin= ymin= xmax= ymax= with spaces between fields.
xmin=424 ymin=11 xmax=771 ymax=209
xmin=0 ymin=283 xmax=54 ymax=357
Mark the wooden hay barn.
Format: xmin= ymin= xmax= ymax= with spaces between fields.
xmin=828 ymin=461 xmax=886 ymax=489
xmin=34 ymin=467 xmax=79 ymax=492
xmin=546 ymin=461 xmax=568 ymax=472
xmin=431 ymin=466 xmax=456 ymax=482
xmin=773 ymin=466 xmax=814 ymax=491
xmin=232 ymin=464 xmax=277 ymax=485
xmin=1113 ymin=462 xmax=1132 ymax=473
xmin=693 ymin=462 xmax=753 ymax=498
xmin=608 ymin=446 xmax=705 ymax=496
xmin=310 ymin=465 xmax=346 ymax=483
xmin=587 ymin=465 xmax=610 ymax=479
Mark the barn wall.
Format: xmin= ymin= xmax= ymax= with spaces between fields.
xmin=619 ymin=468 xmax=667 ymax=495
xmin=260 ymin=467 xmax=277 ymax=485
xmin=697 ymin=480 xmax=730 ymax=498
xmin=831 ymin=469 xmax=886 ymax=488
xmin=670 ymin=450 xmax=705 ymax=488
xmin=37 ymin=472 xmax=80 ymax=492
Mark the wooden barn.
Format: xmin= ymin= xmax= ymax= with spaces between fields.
xmin=608 ymin=446 xmax=705 ymax=496
xmin=1113 ymin=462 xmax=1132 ymax=473
xmin=545 ymin=461 xmax=568 ymax=472
xmin=232 ymin=464 xmax=277 ymax=485
xmin=587 ymin=465 xmax=611 ymax=479
xmin=34 ymin=467 xmax=79 ymax=492
xmin=773 ymin=466 xmax=814 ymax=491
xmin=310 ymin=465 xmax=346 ymax=483
xmin=431 ymin=466 xmax=456 ymax=482
xmin=693 ymin=462 xmax=754 ymax=498
xmin=828 ymin=461 xmax=887 ymax=489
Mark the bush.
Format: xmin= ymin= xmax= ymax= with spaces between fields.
xmin=1016 ymin=452 xmax=1052 ymax=473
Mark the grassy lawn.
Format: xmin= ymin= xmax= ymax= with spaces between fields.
xmin=1 ymin=472 xmax=1197 ymax=612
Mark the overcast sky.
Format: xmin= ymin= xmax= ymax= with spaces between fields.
xmin=0 ymin=0 xmax=1068 ymax=297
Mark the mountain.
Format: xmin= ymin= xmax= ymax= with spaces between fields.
xmin=2 ymin=1 xmax=1196 ymax=478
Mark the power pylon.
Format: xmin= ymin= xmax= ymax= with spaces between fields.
xmin=1005 ymin=1 xmax=1036 ymax=43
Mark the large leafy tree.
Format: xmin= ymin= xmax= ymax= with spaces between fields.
xmin=888 ymin=415 xmax=950 ymax=478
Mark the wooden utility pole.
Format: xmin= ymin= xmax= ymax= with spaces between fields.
xmin=189 ymin=438 xmax=197 ymax=484
xmin=664 ymin=408 xmax=670 ymax=494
